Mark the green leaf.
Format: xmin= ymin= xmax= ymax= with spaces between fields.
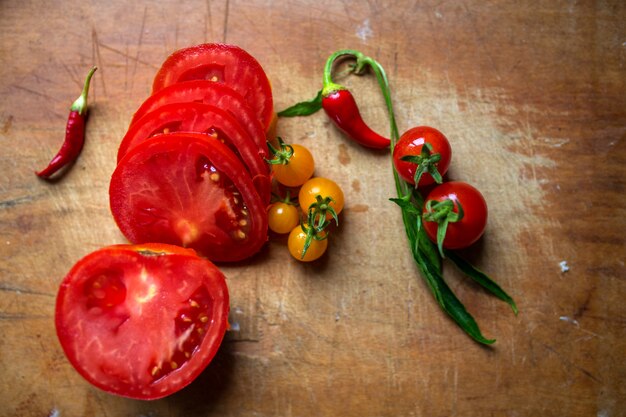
xmin=277 ymin=90 xmax=323 ymax=117
xmin=414 ymin=247 xmax=496 ymax=344
xmin=445 ymin=250 xmax=518 ymax=314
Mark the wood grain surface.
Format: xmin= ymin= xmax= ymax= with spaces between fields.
xmin=1 ymin=1 xmax=624 ymax=416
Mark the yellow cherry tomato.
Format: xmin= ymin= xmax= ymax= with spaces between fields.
xmin=267 ymin=202 xmax=299 ymax=234
xmin=298 ymin=177 xmax=344 ymax=218
xmin=287 ymin=225 xmax=328 ymax=262
xmin=272 ymin=144 xmax=315 ymax=187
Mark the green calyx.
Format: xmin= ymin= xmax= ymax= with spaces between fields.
xmin=400 ymin=142 xmax=443 ymax=186
xmin=265 ymin=137 xmax=294 ymax=165
xmin=422 ymin=199 xmax=464 ymax=258
xmin=299 ymin=195 xmax=338 ymax=259
xmin=70 ymin=66 xmax=97 ymax=115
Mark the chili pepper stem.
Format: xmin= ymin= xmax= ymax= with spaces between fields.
xmin=70 ymin=66 xmax=98 ymax=115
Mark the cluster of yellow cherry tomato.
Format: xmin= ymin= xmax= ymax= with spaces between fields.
xmin=266 ymin=140 xmax=344 ymax=261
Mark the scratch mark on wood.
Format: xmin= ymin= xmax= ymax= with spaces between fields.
xmin=130 ymin=7 xmax=148 ymax=95
xmin=205 ymin=0 xmax=213 ymax=43
xmin=0 ymin=313 xmax=50 ymax=320
xmin=61 ymin=61 xmax=81 ymax=90
xmin=542 ymin=343 xmax=602 ymax=383
xmin=96 ymin=43 xmax=158 ymax=69
xmin=223 ymin=0 xmax=230 ymax=43
xmin=91 ymin=28 xmax=107 ymax=97
xmin=12 ymin=85 xmax=57 ymax=103
xmin=0 ymin=283 xmax=55 ymax=297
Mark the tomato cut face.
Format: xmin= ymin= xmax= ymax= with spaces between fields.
xmin=110 ymin=133 xmax=268 ymax=262
xmin=55 ymin=243 xmax=229 ymax=400
xmin=130 ymin=80 xmax=267 ymax=152
xmin=152 ymin=44 xmax=274 ymax=132
xmin=118 ymin=102 xmax=270 ymax=203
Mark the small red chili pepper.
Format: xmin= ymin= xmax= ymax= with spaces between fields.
xmin=321 ymin=89 xmax=390 ymax=149
xmin=36 ymin=66 xmax=97 ymax=179
xmin=321 ymin=50 xmax=390 ymax=149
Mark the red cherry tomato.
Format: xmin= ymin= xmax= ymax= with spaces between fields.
xmin=110 ymin=133 xmax=268 ymax=262
xmin=117 ymin=102 xmax=270 ymax=203
xmin=152 ymin=44 xmax=274 ymax=132
xmin=393 ymin=126 xmax=451 ymax=187
xmin=129 ymin=80 xmax=267 ymax=153
xmin=422 ymin=181 xmax=488 ymax=250
xmin=55 ymin=243 xmax=229 ymax=400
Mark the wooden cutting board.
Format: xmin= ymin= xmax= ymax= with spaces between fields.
xmin=1 ymin=1 xmax=624 ymax=416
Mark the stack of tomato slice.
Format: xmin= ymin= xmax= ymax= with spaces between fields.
xmin=110 ymin=43 xmax=273 ymax=262
xmin=55 ymin=44 xmax=275 ymax=401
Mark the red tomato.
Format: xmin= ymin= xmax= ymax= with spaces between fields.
xmin=152 ymin=44 xmax=274 ymax=132
xmin=117 ymin=102 xmax=270 ymax=203
xmin=393 ymin=126 xmax=452 ymax=187
xmin=110 ymin=133 xmax=268 ymax=262
xmin=422 ymin=181 xmax=488 ymax=250
xmin=55 ymin=243 xmax=229 ymax=400
xmin=129 ymin=80 xmax=267 ymax=153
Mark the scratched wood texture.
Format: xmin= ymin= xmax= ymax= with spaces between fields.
xmin=1 ymin=0 xmax=625 ymax=416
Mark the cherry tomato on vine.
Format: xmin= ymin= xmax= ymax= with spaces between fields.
xmin=393 ymin=126 xmax=452 ymax=187
xmin=287 ymin=224 xmax=328 ymax=262
xmin=267 ymin=202 xmax=300 ymax=234
xmin=422 ymin=181 xmax=488 ymax=252
xmin=298 ymin=177 xmax=344 ymax=219
xmin=271 ymin=143 xmax=315 ymax=187
xmin=55 ymin=243 xmax=229 ymax=400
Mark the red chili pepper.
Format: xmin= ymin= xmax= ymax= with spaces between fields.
xmin=319 ymin=50 xmax=390 ymax=149
xmin=36 ymin=66 xmax=97 ymax=179
xmin=321 ymin=89 xmax=390 ymax=149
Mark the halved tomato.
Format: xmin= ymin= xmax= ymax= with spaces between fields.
xmin=55 ymin=243 xmax=229 ymax=400
xmin=129 ymin=80 xmax=267 ymax=151
xmin=110 ymin=133 xmax=268 ymax=262
xmin=151 ymin=44 xmax=274 ymax=132
xmin=117 ymin=102 xmax=270 ymax=203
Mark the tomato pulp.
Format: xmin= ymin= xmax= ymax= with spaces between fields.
xmin=117 ymin=102 xmax=270 ymax=203
xmin=110 ymin=133 xmax=268 ymax=262
xmin=55 ymin=243 xmax=229 ymax=400
xmin=152 ymin=44 xmax=274 ymax=132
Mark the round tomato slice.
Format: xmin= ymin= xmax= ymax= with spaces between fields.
xmin=55 ymin=243 xmax=229 ymax=400
xmin=130 ymin=80 xmax=267 ymax=152
xmin=151 ymin=44 xmax=274 ymax=132
xmin=117 ymin=102 xmax=270 ymax=203
xmin=110 ymin=133 xmax=268 ymax=262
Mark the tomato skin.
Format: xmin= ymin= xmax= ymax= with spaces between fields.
xmin=272 ymin=144 xmax=315 ymax=187
xmin=55 ymin=244 xmax=229 ymax=400
xmin=267 ymin=202 xmax=299 ymax=234
xmin=110 ymin=133 xmax=268 ymax=262
xmin=298 ymin=177 xmax=344 ymax=217
xmin=393 ymin=126 xmax=452 ymax=187
xmin=152 ymin=44 xmax=274 ymax=132
xmin=287 ymin=225 xmax=328 ymax=262
xmin=422 ymin=181 xmax=488 ymax=250
xmin=129 ymin=80 xmax=267 ymax=154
